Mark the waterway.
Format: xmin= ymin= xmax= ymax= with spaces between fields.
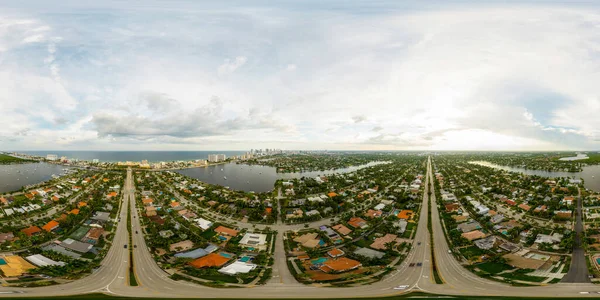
xmin=469 ymin=161 xmax=600 ymax=192
xmin=176 ymin=161 xmax=389 ymax=193
xmin=0 ymin=163 xmax=74 ymax=193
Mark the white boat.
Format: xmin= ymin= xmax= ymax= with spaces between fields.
xmin=223 ymin=176 xmax=227 ymax=180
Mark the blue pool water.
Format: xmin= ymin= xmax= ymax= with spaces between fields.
xmin=220 ymin=253 xmax=233 ymax=258
xmin=596 ymin=258 xmax=600 ymax=265
xmin=318 ymin=240 xmax=325 ymax=246
xmin=311 ymin=257 xmax=327 ymax=265
xmin=239 ymin=256 xmax=251 ymax=262
xmin=247 ymin=247 xmax=255 ymax=251
xmin=218 ymin=236 xmax=227 ymax=241
xmin=0 ymin=258 xmax=6 ymax=265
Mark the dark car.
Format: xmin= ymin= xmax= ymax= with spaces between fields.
xmin=416 ymin=262 xmax=423 ymax=267
xmin=134 ymin=245 xmax=137 ymax=248
xmin=409 ymin=263 xmax=415 ymax=267
xmin=124 ymin=244 xmax=127 ymax=249
xmin=417 ymin=242 xmax=421 ymax=245
xmin=135 ymin=230 xmax=138 ymax=234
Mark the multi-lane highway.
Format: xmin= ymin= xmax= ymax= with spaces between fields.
xmin=2 ymin=162 xmax=600 ymax=298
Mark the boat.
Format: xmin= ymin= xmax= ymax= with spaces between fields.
xmin=221 ymin=168 xmax=224 ymax=171
xmin=223 ymin=176 xmax=227 ymax=180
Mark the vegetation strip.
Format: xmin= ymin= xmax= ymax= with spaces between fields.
xmin=126 ymin=196 xmax=138 ymax=286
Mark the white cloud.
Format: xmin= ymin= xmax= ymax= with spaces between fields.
xmin=217 ymin=56 xmax=247 ymax=75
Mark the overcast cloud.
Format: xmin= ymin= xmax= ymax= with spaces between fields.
xmin=0 ymin=0 xmax=599 ymax=150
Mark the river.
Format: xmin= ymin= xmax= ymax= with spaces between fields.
xmin=469 ymin=161 xmax=600 ymax=192
xmin=0 ymin=163 xmax=74 ymax=193
xmin=176 ymin=161 xmax=389 ymax=193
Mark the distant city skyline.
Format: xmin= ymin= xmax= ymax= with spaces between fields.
xmin=1 ymin=1 xmax=600 ymax=151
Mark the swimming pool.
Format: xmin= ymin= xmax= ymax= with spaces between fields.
xmin=318 ymin=240 xmax=325 ymax=246
xmin=218 ymin=235 xmax=227 ymax=241
xmin=0 ymin=258 xmax=6 ymax=265
xmin=220 ymin=252 xmax=233 ymax=258
xmin=239 ymin=256 xmax=252 ymax=262
xmin=311 ymin=257 xmax=327 ymax=265
xmin=596 ymin=258 xmax=600 ymax=265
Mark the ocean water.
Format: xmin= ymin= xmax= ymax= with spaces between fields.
xmin=16 ymin=151 xmax=247 ymax=163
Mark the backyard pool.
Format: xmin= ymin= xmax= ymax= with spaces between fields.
xmin=239 ymin=256 xmax=252 ymax=262
xmin=0 ymin=258 xmax=6 ymax=265
xmin=220 ymin=252 xmax=233 ymax=258
xmin=311 ymin=257 xmax=327 ymax=265
xmin=596 ymin=257 xmax=600 ymax=265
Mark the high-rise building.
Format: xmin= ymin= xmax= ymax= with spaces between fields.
xmin=46 ymin=154 xmax=58 ymax=161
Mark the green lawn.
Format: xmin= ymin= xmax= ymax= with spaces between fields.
xmin=459 ymin=246 xmax=486 ymax=258
xmin=476 ymin=262 xmax=515 ymax=274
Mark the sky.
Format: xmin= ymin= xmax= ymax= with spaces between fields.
xmin=1 ymin=0 xmax=600 ymax=151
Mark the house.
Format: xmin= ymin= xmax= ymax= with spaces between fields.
xmin=239 ymin=233 xmax=268 ymax=250
xmin=364 ymin=209 xmax=382 ymax=218
xmin=452 ymin=215 xmax=469 ymax=223
xmin=457 ymin=221 xmax=481 ymax=233
xmin=214 ymin=226 xmax=239 ymax=237
xmin=0 ymin=256 xmax=36 ymax=277
xmin=555 ymin=210 xmax=573 ymax=219
xmin=42 ymin=220 xmax=60 ymax=232
xmin=474 ymin=236 xmax=496 ymax=250
xmin=219 ymin=261 xmax=257 ymax=275
xmin=61 ymin=239 xmax=93 ymax=253
xmin=189 ymin=252 xmax=231 ymax=268
xmin=505 ymin=199 xmax=517 ymax=206
xmin=332 ymin=224 xmax=352 ymax=236
xmin=327 ymin=248 xmax=345 ymax=258
xmin=462 ymin=230 xmax=486 ymax=241
xmin=370 ymin=234 xmax=400 ymax=250
xmin=194 ymin=218 xmax=213 ymax=230
xmin=106 ymin=192 xmax=118 ymax=199
xmin=78 ymin=202 xmax=87 ymax=208
xmin=518 ymin=203 xmax=531 ymax=211
xmin=21 ymin=226 xmax=42 ymax=237
xmin=397 ymin=210 xmax=414 ymax=220
xmin=535 ymin=233 xmax=563 ymax=244
xmin=445 ymin=203 xmax=460 ymax=213
xmin=294 ymin=232 xmax=321 ymax=248
xmin=84 ymin=228 xmax=104 ymax=244
xmin=533 ymin=205 xmax=547 ymax=213
xmin=91 ymin=211 xmax=111 ymax=222
xmin=563 ymin=196 xmax=575 ymax=206
xmin=69 ymin=208 xmax=80 ymax=215
xmin=396 ymin=219 xmax=408 ymax=234
xmin=347 ymin=217 xmax=368 ymax=229
xmin=170 ymin=240 xmax=194 ymax=252
xmin=0 ymin=232 xmax=14 ymax=244
xmin=145 ymin=206 xmax=157 ymax=216
xmin=490 ymin=214 xmax=504 ymax=224
xmin=25 ymin=254 xmax=65 ymax=267
xmin=321 ymin=257 xmax=361 ymax=273
xmin=327 ymin=192 xmax=338 ymax=198
xmin=174 ymin=244 xmax=219 ymax=259
xmin=374 ymin=203 xmax=386 ymax=211
xmin=142 ymin=198 xmax=154 ymax=206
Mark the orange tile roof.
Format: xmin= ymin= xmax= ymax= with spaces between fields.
xmin=69 ymin=208 xmax=80 ymax=215
xmin=78 ymin=202 xmax=87 ymax=208
xmin=170 ymin=201 xmax=180 ymax=208
xmin=347 ymin=217 xmax=368 ymax=228
xmin=462 ymin=230 xmax=486 ymax=241
xmin=322 ymin=257 xmax=361 ymax=272
xmin=42 ymin=220 xmax=59 ymax=232
xmin=333 ymin=224 xmax=352 ymax=235
xmin=327 ymin=248 xmax=344 ymax=257
xmin=518 ymin=204 xmax=531 ymax=211
xmin=107 ymin=192 xmax=118 ymax=198
xmin=189 ymin=253 xmax=231 ymax=268
xmin=365 ymin=209 xmax=382 ymax=218
xmin=397 ymin=210 xmax=414 ymax=220
xmin=21 ymin=226 xmax=42 ymax=236
xmin=142 ymin=198 xmax=153 ymax=204
xmin=86 ymin=227 xmax=104 ymax=239
xmin=327 ymin=192 xmax=338 ymax=198
xmin=51 ymin=196 xmax=60 ymax=202
xmin=214 ymin=226 xmax=239 ymax=236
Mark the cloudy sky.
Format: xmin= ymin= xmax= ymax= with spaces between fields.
xmin=1 ymin=0 xmax=599 ymax=151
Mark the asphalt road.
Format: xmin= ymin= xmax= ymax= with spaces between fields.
xmin=2 ymin=163 xmax=600 ymax=298
xmin=561 ymin=187 xmax=590 ymax=283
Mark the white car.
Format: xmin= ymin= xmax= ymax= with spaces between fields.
xmin=394 ymin=285 xmax=409 ymax=290
xmin=580 ymin=292 xmax=590 ymax=294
